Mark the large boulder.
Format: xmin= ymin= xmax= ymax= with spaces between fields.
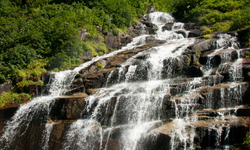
xmin=188 ymin=30 xmax=202 ymax=38
xmin=50 ymin=95 xmax=87 ymax=120
xmin=183 ymin=23 xmax=197 ymax=30
xmin=162 ymin=23 xmax=173 ymax=31
xmin=82 ymin=51 xmax=93 ymax=62
xmin=187 ymin=38 xmax=217 ymax=53
xmin=105 ymin=32 xmax=119 ymax=49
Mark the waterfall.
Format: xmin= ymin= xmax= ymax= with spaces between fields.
xmin=0 ymin=12 xmax=248 ymax=150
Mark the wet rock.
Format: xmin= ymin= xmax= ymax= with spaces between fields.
xmin=175 ymin=30 xmax=187 ymax=38
xmin=162 ymin=56 xmax=189 ymax=78
xmin=147 ymin=6 xmax=156 ymax=13
xmin=65 ymin=85 xmax=85 ymax=96
xmin=237 ymin=28 xmax=250 ymax=45
xmin=145 ymin=35 xmax=156 ymax=43
xmin=86 ymin=88 xmax=100 ymax=95
xmin=50 ymin=96 xmax=86 ymax=120
xmin=236 ymin=107 xmax=250 ymax=116
xmin=188 ymin=39 xmax=217 ymax=52
xmin=41 ymin=71 xmax=52 ymax=85
xmin=188 ymin=30 xmax=202 ymax=38
xmin=88 ymin=64 xmax=100 ymax=74
xmin=83 ymin=68 xmax=115 ymax=89
xmin=0 ymin=100 xmax=31 ymax=124
xmin=186 ymin=65 xmax=203 ymax=77
xmin=141 ymin=21 xmax=158 ymax=35
xmin=132 ymin=64 xmax=149 ymax=81
xmin=137 ymin=132 xmax=171 ymax=150
xmin=162 ymin=23 xmax=173 ymax=31
xmin=29 ymin=85 xmax=42 ymax=97
xmin=198 ymin=82 xmax=249 ymax=109
xmin=118 ymin=33 xmax=131 ymax=47
xmin=184 ymin=23 xmax=197 ymax=30
xmin=128 ymin=23 xmax=147 ymax=38
xmin=147 ymin=26 xmax=158 ymax=34
xmin=242 ymin=58 xmax=250 ymax=81
xmin=49 ymin=120 xmax=74 ymax=150
xmin=161 ymin=94 xmax=175 ymax=119
xmin=141 ymin=21 xmax=155 ymax=28
xmin=71 ymin=78 xmax=84 ymax=88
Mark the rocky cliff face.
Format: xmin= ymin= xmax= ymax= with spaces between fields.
xmin=1 ymin=12 xmax=250 ymax=150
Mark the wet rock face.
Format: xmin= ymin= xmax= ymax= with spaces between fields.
xmin=188 ymin=30 xmax=202 ymax=38
xmin=50 ymin=96 xmax=86 ymax=120
xmin=184 ymin=23 xmax=197 ymax=30
xmin=162 ymin=23 xmax=173 ymax=31
xmin=188 ymin=38 xmax=217 ymax=52
xmin=137 ymin=133 xmax=171 ymax=150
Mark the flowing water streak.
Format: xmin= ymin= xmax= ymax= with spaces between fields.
xmin=42 ymin=123 xmax=53 ymax=150
xmin=203 ymin=34 xmax=239 ymax=76
xmin=170 ymin=78 xmax=203 ymax=150
xmin=228 ymin=58 xmax=243 ymax=81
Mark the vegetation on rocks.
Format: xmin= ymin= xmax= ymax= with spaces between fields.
xmin=0 ymin=91 xmax=31 ymax=107
xmin=172 ymin=0 xmax=250 ymax=37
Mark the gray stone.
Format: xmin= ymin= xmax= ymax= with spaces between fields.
xmin=145 ymin=35 xmax=156 ymax=43
xmin=0 ymin=81 xmax=12 ymax=95
xmin=188 ymin=30 xmax=202 ymax=38
xmin=82 ymin=51 xmax=93 ymax=61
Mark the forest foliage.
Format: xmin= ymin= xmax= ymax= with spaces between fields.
xmin=0 ymin=0 xmax=171 ymax=84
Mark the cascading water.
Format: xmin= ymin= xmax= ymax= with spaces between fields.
xmin=63 ymin=12 xmax=197 ymax=150
xmin=0 ymin=11 xmax=248 ymax=150
xmin=0 ymin=15 xmax=159 ymax=149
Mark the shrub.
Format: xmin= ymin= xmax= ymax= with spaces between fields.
xmin=210 ymin=22 xmax=231 ymax=32
xmin=95 ymin=62 xmax=103 ymax=70
xmin=16 ymin=80 xmax=43 ymax=93
xmin=193 ymin=61 xmax=200 ymax=65
xmin=203 ymin=34 xmax=211 ymax=39
xmin=196 ymin=50 xmax=201 ymax=58
xmin=200 ymin=10 xmax=223 ymax=25
xmin=201 ymin=26 xmax=212 ymax=35
xmin=0 ymin=91 xmax=31 ymax=108
xmin=243 ymin=128 xmax=250 ymax=149
xmin=187 ymin=57 xmax=191 ymax=64
xmin=83 ymin=42 xmax=99 ymax=57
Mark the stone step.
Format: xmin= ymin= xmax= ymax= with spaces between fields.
xmin=170 ymin=93 xmax=203 ymax=104
xmin=64 ymin=85 xmax=85 ymax=95
xmin=196 ymin=108 xmax=237 ymax=117
xmin=200 ymin=49 xmax=238 ymax=66
xmin=143 ymin=116 xmax=250 ymax=150
xmin=162 ymin=81 xmax=249 ymax=120
xmin=50 ymin=95 xmax=86 ymax=120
